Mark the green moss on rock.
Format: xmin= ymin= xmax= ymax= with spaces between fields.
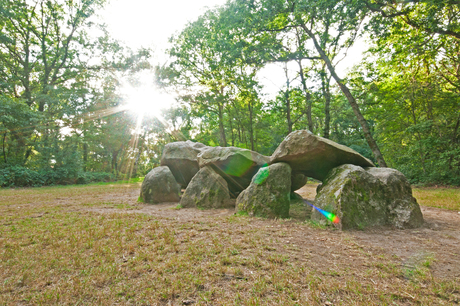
xmin=313 ymin=164 xmax=424 ymax=230
xmin=139 ymin=166 xmax=181 ymax=204
xmin=236 ymin=162 xmax=291 ymax=219
xmin=180 ymin=166 xmax=232 ymax=209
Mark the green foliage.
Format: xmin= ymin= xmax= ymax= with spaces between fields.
xmin=75 ymin=172 xmax=116 ymax=185
xmin=350 ymin=1 xmax=460 ymax=185
xmin=0 ymin=165 xmax=115 ymax=187
xmin=0 ymin=0 xmax=154 ymax=185
xmin=1 ymin=0 xmax=459 ymax=186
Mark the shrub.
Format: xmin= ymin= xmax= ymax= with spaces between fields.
xmin=0 ymin=166 xmax=116 ymax=187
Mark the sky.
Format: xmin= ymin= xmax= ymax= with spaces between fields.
xmin=100 ymin=0 xmax=228 ymax=51
xmin=98 ymin=0 xmax=229 ymax=116
xmin=97 ymin=0 xmax=365 ymax=116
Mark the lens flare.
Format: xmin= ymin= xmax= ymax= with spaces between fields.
xmin=303 ymin=199 xmax=340 ymax=224
xmin=253 ymin=165 xmax=270 ymax=185
xmin=221 ymin=156 xmax=253 ymax=177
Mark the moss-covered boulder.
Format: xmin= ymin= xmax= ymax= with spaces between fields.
xmin=140 ymin=166 xmax=181 ymax=204
xmin=236 ymin=162 xmax=291 ymax=219
xmin=160 ymin=140 xmax=209 ymax=188
xmin=197 ymin=146 xmax=269 ymax=197
xmin=270 ymin=130 xmax=375 ymax=181
xmin=313 ymin=164 xmax=424 ymax=229
xmin=180 ymin=166 xmax=233 ymax=209
xmin=366 ymin=167 xmax=424 ymax=228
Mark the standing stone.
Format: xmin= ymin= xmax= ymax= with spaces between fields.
xmin=180 ymin=166 xmax=233 ymax=209
xmin=313 ymin=164 xmax=387 ymax=229
xmin=289 ymin=192 xmax=313 ymax=220
xmin=291 ymin=173 xmax=308 ymax=192
xmin=236 ymin=163 xmax=291 ymax=219
xmin=366 ymin=167 xmax=424 ymax=229
xmin=160 ymin=140 xmax=208 ymax=188
xmin=140 ymin=166 xmax=181 ymax=204
xmin=270 ymin=130 xmax=375 ymax=181
xmin=313 ymin=164 xmax=424 ymax=229
xmin=197 ymin=146 xmax=270 ymax=197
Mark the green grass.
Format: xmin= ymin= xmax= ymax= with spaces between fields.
xmin=413 ymin=187 xmax=460 ymax=211
xmin=89 ymin=177 xmax=144 ymax=186
xmin=0 ymin=183 xmax=458 ymax=304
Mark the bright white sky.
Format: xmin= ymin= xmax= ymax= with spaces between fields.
xmin=98 ymin=0 xmax=365 ymax=118
xmin=100 ymin=0 xmax=228 ymax=51
xmin=98 ymin=0 xmax=229 ymax=118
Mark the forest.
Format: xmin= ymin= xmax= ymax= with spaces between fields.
xmin=1 ymin=0 xmax=459 ymax=187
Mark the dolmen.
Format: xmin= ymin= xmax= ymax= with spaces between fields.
xmin=139 ymin=130 xmax=424 ymax=230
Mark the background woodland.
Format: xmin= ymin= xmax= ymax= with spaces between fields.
xmin=1 ymin=0 xmax=459 ymax=186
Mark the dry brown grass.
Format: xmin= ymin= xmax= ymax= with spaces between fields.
xmin=0 ymin=183 xmax=459 ymax=305
xmin=413 ymin=187 xmax=460 ymax=211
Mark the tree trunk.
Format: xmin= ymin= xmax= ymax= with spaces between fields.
xmin=248 ymin=100 xmax=254 ymax=150
xmin=229 ymin=114 xmax=235 ymax=146
xmin=448 ymin=112 xmax=460 ymax=169
xmin=218 ymin=102 xmax=227 ymax=146
xmin=2 ymin=133 xmax=7 ymax=164
xmin=83 ymin=143 xmax=88 ymax=171
xmin=284 ymin=64 xmax=292 ymax=133
xmin=112 ymin=150 xmax=118 ymax=175
xmin=132 ymin=137 xmax=144 ymax=178
xmin=320 ymin=68 xmax=331 ymax=139
xmin=287 ymin=91 xmax=292 ymax=133
xmin=297 ymin=59 xmax=314 ymax=132
xmin=23 ymin=30 xmax=33 ymax=107
xmin=299 ymin=22 xmax=387 ymax=167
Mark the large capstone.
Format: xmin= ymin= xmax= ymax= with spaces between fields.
xmin=160 ymin=140 xmax=208 ymax=188
xmin=197 ymin=146 xmax=270 ymax=197
xmin=140 ymin=166 xmax=181 ymax=204
xmin=236 ymin=162 xmax=291 ymax=219
xmin=180 ymin=166 xmax=233 ymax=209
xmin=313 ymin=164 xmax=424 ymax=229
xmin=270 ymin=130 xmax=375 ymax=181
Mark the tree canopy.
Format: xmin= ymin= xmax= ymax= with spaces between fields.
xmin=1 ymin=0 xmax=459 ymax=186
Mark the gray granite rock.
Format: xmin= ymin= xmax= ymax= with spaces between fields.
xmin=197 ymin=146 xmax=269 ymax=197
xmin=140 ymin=166 xmax=181 ymax=203
xmin=313 ymin=164 xmax=424 ymax=229
xmin=236 ymin=162 xmax=291 ymax=219
xmin=160 ymin=140 xmax=209 ymax=188
xmin=180 ymin=166 xmax=233 ymax=209
xmin=270 ymin=130 xmax=375 ymax=181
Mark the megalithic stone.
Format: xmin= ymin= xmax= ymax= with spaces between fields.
xmin=270 ymin=130 xmax=375 ymax=182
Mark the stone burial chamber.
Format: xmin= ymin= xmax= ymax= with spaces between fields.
xmin=197 ymin=146 xmax=270 ymax=197
xmin=139 ymin=130 xmax=424 ymax=230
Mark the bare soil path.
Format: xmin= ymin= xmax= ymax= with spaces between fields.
xmin=1 ymin=183 xmax=459 ymax=304
xmin=85 ymin=184 xmax=460 ymax=281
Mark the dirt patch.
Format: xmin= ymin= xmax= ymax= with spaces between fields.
xmin=81 ymin=184 xmax=460 ymax=281
xmin=2 ymin=183 xmax=459 ymax=304
xmin=347 ymin=205 xmax=460 ymax=279
xmin=89 ymin=202 xmax=236 ymax=220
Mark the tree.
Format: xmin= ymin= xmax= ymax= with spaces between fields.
xmin=215 ymin=0 xmax=388 ymax=166
xmin=157 ymin=6 xmax=266 ymax=149
xmin=350 ymin=0 xmax=460 ymax=184
xmin=0 ymin=0 xmax=153 ymax=186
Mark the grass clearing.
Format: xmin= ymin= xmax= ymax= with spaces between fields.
xmin=0 ymin=183 xmax=459 ymax=305
xmin=413 ymin=187 xmax=460 ymax=211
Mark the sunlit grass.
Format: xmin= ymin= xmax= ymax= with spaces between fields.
xmin=0 ymin=183 xmax=458 ymax=304
xmin=413 ymin=187 xmax=460 ymax=211
xmin=0 ymin=182 xmax=142 ymax=207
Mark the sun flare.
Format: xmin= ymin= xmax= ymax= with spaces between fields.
xmin=122 ymin=85 xmax=166 ymax=117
